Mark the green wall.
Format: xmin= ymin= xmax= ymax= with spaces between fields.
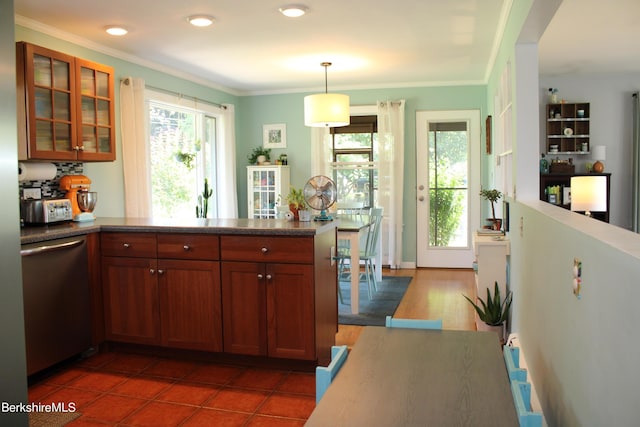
xmin=16 ymin=25 xmax=487 ymax=265
xmin=238 ymin=86 xmax=486 ymax=263
xmin=15 ymin=25 xmax=240 ymax=219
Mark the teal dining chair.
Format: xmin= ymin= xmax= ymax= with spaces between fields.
xmin=336 ymin=207 xmax=383 ymax=300
xmin=385 ymin=315 xmax=443 ymax=330
xmin=315 ymin=345 xmax=349 ymax=404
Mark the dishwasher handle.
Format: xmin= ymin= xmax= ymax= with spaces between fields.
xmin=21 ymin=238 xmax=85 ymax=257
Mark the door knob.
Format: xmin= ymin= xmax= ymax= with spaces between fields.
xmin=418 ymin=196 xmax=425 ymax=202
xmin=418 ymin=184 xmax=425 ymax=191
xmin=266 ymin=274 xmax=272 ymax=280
xmin=257 ymin=273 xmax=264 ymax=279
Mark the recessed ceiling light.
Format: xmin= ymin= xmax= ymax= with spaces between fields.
xmin=279 ymin=5 xmax=308 ymax=18
xmin=105 ymin=26 xmax=128 ymax=36
xmin=188 ymin=15 xmax=215 ymax=27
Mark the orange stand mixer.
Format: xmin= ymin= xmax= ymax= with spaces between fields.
xmin=60 ymin=175 xmax=97 ymax=221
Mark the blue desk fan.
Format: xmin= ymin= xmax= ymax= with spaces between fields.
xmin=303 ymin=175 xmax=337 ymax=221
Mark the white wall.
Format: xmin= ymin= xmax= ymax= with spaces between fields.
xmin=510 ymin=199 xmax=640 ymax=426
xmin=539 ymin=73 xmax=640 ymax=229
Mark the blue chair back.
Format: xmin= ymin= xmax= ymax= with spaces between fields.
xmin=363 ymin=208 xmax=383 ymax=257
xmin=316 ymin=345 xmax=349 ymax=404
xmin=385 ymin=315 xmax=443 ymax=330
xmin=510 ymin=380 xmax=543 ymax=427
xmin=503 ymin=345 xmax=528 ymax=382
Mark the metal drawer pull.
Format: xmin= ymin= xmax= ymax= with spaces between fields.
xmin=150 ymin=269 xmax=155 ymax=274
xmin=257 ymin=273 xmax=264 ymax=279
xmin=158 ymin=270 xmax=164 ymax=275
xmin=183 ymin=245 xmax=191 ymax=251
xmin=123 ymin=243 xmax=130 ymax=248
xmin=261 ymin=247 xmax=268 ymax=253
xmin=266 ymin=274 xmax=272 ymax=280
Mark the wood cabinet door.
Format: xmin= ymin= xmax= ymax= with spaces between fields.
xmin=266 ymin=263 xmax=315 ymax=360
xmin=101 ymin=256 xmax=160 ymax=345
xmin=221 ymin=261 xmax=267 ymax=356
xmin=75 ymin=58 xmax=115 ymax=161
xmin=17 ymin=42 xmax=78 ymax=161
xmin=158 ymin=259 xmax=222 ymax=352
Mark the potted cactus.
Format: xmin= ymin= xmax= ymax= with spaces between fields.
xmin=196 ymin=178 xmax=213 ymax=218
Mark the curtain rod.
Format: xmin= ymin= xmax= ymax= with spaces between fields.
xmin=120 ymin=78 xmax=226 ymax=110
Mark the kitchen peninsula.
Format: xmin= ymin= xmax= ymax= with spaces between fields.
xmin=21 ymin=218 xmax=338 ymax=369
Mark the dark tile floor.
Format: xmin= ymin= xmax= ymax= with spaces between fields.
xmin=28 ymin=351 xmax=315 ymax=426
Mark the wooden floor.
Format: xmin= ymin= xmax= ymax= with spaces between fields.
xmin=336 ymin=267 xmax=477 ymax=348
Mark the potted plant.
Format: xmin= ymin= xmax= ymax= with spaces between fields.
xmin=247 ymin=146 xmax=271 ymax=165
xmin=479 ymin=188 xmax=502 ymax=230
xmin=285 ymin=186 xmax=306 ymax=220
xmin=463 ymin=282 xmax=512 ymax=343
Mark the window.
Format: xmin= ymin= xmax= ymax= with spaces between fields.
xmin=147 ymin=92 xmax=218 ymax=218
xmin=331 ymin=116 xmax=378 ymax=208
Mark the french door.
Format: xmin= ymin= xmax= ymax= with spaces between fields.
xmin=416 ymin=110 xmax=480 ymax=268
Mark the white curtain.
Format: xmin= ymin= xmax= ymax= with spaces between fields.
xmin=120 ymin=77 xmax=151 ymax=217
xmin=217 ymin=104 xmax=238 ymax=218
xmin=310 ymin=126 xmax=332 ymax=177
xmin=377 ymin=100 xmax=405 ymax=269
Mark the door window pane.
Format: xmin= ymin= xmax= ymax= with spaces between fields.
xmin=428 ymin=122 xmax=468 ymax=247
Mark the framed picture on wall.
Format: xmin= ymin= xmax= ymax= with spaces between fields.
xmin=263 ymin=123 xmax=287 ymax=149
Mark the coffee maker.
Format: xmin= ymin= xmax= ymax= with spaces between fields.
xmin=59 ymin=175 xmax=98 ymax=222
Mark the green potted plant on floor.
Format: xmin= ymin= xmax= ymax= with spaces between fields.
xmin=463 ymin=281 xmax=512 ymax=343
xmin=479 ymin=188 xmax=502 ymax=230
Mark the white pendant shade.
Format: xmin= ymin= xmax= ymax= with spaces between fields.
xmin=304 ymin=93 xmax=350 ymax=127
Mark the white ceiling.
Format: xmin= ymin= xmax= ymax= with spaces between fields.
xmin=14 ymin=0 xmax=640 ymax=96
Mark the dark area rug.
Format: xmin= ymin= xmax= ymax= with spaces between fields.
xmin=338 ymin=276 xmax=412 ymax=326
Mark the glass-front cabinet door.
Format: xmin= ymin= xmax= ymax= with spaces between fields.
xmin=18 ymin=43 xmax=77 ymax=160
xmin=76 ymin=59 xmax=115 ymax=161
xmin=17 ymin=42 xmax=116 ymax=161
xmin=247 ymin=166 xmax=290 ymax=218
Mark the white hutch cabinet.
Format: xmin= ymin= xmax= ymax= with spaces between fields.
xmin=247 ymin=165 xmax=290 ymax=218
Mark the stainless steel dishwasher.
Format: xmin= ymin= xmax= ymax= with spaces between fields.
xmin=21 ymin=235 xmax=92 ymax=375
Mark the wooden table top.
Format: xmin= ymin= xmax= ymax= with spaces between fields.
xmin=305 ymin=327 xmax=519 ymax=427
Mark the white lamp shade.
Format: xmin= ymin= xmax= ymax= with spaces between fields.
xmin=304 ymin=93 xmax=350 ymax=127
xmin=592 ymin=145 xmax=606 ymax=161
xmin=570 ymin=176 xmax=607 ymax=212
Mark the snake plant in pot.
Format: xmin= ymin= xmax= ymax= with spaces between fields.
xmin=463 ymin=281 xmax=512 ymax=343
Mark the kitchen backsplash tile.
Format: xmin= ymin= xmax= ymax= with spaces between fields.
xmin=18 ymin=162 xmax=84 ymax=198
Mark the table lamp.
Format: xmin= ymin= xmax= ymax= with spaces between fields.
xmin=570 ymin=176 xmax=607 ymax=217
xmin=592 ymin=145 xmax=606 ymax=173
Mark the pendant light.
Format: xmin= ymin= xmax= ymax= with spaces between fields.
xmin=304 ymin=62 xmax=350 ymax=127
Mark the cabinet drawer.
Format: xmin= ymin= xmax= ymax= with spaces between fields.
xmin=157 ymin=234 xmax=219 ymax=260
xmin=101 ymin=232 xmax=157 ymax=258
xmin=220 ymin=235 xmax=313 ymax=263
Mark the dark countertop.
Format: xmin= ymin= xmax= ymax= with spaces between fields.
xmin=20 ymin=217 xmax=339 ymax=244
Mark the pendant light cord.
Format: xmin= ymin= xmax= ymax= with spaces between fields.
xmin=321 ymin=62 xmax=331 ymax=94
